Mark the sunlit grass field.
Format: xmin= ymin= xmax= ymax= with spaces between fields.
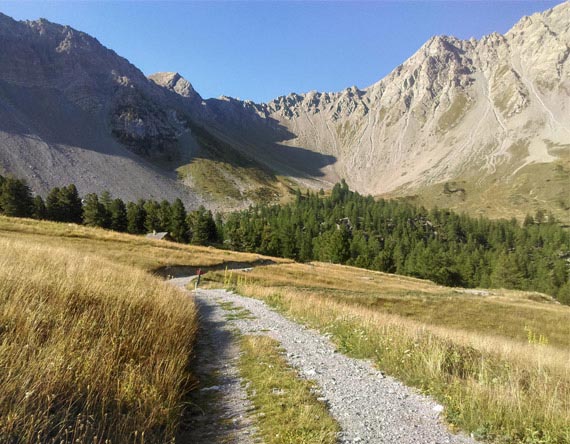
xmin=0 ymin=216 xmax=283 ymax=443
xmin=1 ymin=215 xmax=569 ymax=443
xmin=0 ymin=215 xmax=284 ymax=271
xmin=0 ymin=239 xmax=197 ymax=443
xmin=206 ymin=262 xmax=570 ymax=444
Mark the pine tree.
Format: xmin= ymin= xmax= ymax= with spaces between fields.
xmin=314 ymin=225 xmax=351 ymax=263
xmin=158 ymin=200 xmax=172 ymax=232
xmin=60 ymin=184 xmax=83 ymax=223
xmin=188 ymin=206 xmax=216 ymax=245
xmin=0 ymin=177 xmax=33 ymax=217
xmin=46 ymin=187 xmax=64 ymax=221
xmin=127 ymin=200 xmax=147 ymax=234
xmin=490 ymin=252 xmax=524 ymax=289
xmin=557 ymin=281 xmax=570 ymax=305
xmin=214 ymin=213 xmax=224 ymax=244
xmin=169 ymin=198 xmax=188 ymax=243
xmin=109 ymin=198 xmax=127 ymax=232
xmin=82 ymin=194 xmax=106 ymax=227
xmin=32 ymin=195 xmax=47 ymax=220
xmin=98 ymin=191 xmax=113 ymax=228
xmin=144 ymin=200 xmax=162 ymax=233
xmin=298 ymin=230 xmax=314 ymax=262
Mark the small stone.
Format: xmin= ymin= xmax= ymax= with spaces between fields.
xmin=432 ymin=404 xmax=444 ymax=413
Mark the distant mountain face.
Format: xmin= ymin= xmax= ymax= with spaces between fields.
xmin=0 ymin=13 xmax=200 ymax=206
xmin=0 ymin=3 xmax=569 ymax=219
xmin=0 ymin=14 xmax=283 ymax=209
xmin=191 ymin=2 xmax=570 ymax=220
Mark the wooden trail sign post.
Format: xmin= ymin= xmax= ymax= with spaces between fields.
xmin=195 ymin=268 xmax=203 ymax=290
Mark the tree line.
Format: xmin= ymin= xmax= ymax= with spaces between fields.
xmin=1 ymin=175 xmax=569 ymax=303
xmin=222 ymin=181 xmax=570 ymax=304
xmin=0 ymin=175 xmax=221 ymax=245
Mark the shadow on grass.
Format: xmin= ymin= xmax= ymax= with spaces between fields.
xmin=153 ymin=259 xmax=277 ymax=279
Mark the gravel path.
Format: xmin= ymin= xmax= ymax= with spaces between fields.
xmin=172 ymin=277 xmax=477 ymax=444
xmin=170 ymin=277 xmax=260 ymax=444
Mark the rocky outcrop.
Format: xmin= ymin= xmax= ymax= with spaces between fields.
xmin=149 ymin=72 xmax=199 ymax=99
xmin=0 ymin=12 xmax=204 ymax=205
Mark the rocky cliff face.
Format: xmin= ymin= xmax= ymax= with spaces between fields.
xmin=0 ymin=13 xmax=191 ymax=148
xmin=0 ymin=12 xmax=203 ymax=203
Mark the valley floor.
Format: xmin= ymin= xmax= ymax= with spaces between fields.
xmin=172 ymin=277 xmax=476 ymax=444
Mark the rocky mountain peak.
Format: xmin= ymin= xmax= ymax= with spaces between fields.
xmin=212 ymin=1 xmax=568 ymax=211
xmin=19 ymin=17 xmax=101 ymax=54
xmin=509 ymin=1 xmax=569 ymax=35
xmin=149 ymin=71 xmax=200 ymax=99
xmin=0 ymin=11 xmax=15 ymax=24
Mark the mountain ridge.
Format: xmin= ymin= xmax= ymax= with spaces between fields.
xmin=180 ymin=1 xmax=569 ymax=220
xmin=0 ymin=3 xmax=569 ymax=219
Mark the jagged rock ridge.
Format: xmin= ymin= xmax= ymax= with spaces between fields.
xmin=196 ymin=2 xmax=570 ymax=200
xmin=0 ymin=12 xmax=205 ymax=205
xmin=0 ymin=12 xmax=280 ymax=208
xmin=0 ymin=3 xmax=568 ymax=218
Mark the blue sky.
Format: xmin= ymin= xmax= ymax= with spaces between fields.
xmin=0 ymin=1 xmax=562 ymax=102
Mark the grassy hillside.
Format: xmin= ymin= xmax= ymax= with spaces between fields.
xmin=0 ymin=216 xmax=284 ymax=443
xmin=177 ymin=123 xmax=294 ymax=207
xmin=0 ymin=216 xmax=283 ymax=271
xmin=2 ymin=215 xmax=569 ymax=443
xmin=400 ymin=153 xmax=570 ymax=225
xmin=206 ymin=262 xmax=570 ymax=444
xmin=0 ymin=239 xmax=196 ymax=443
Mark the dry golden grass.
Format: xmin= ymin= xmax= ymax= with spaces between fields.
xmin=209 ymin=264 xmax=570 ymax=443
xmin=0 ymin=237 xmax=198 ymax=443
xmin=211 ymin=261 xmax=570 ymax=348
xmin=0 ymin=216 xmax=290 ymax=443
xmin=2 ymin=215 xmax=569 ymax=442
xmin=0 ymin=216 xmax=286 ymax=272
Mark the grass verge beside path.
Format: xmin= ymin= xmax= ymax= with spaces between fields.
xmin=0 ymin=216 xmax=289 ymax=443
xmin=206 ymin=269 xmax=570 ymax=444
xmin=238 ymin=335 xmax=340 ymax=444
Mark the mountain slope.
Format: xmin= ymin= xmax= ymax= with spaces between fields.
xmin=0 ymin=3 xmax=568 ymax=219
xmin=193 ymin=2 xmax=570 ymax=220
xmin=0 ymin=13 xmax=288 ymax=208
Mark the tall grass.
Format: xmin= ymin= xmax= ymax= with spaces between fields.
xmin=0 ymin=215 xmax=283 ymax=273
xmin=217 ymin=271 xmax=570 ymax=444
xmin=0 ymin=239 xmax=197 ymax=443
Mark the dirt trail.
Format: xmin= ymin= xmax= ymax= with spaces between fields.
xmin=170 ymin=277 xmax=259 ymax=444
xmin=171 ymin=277 xmax=477 ymax=444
